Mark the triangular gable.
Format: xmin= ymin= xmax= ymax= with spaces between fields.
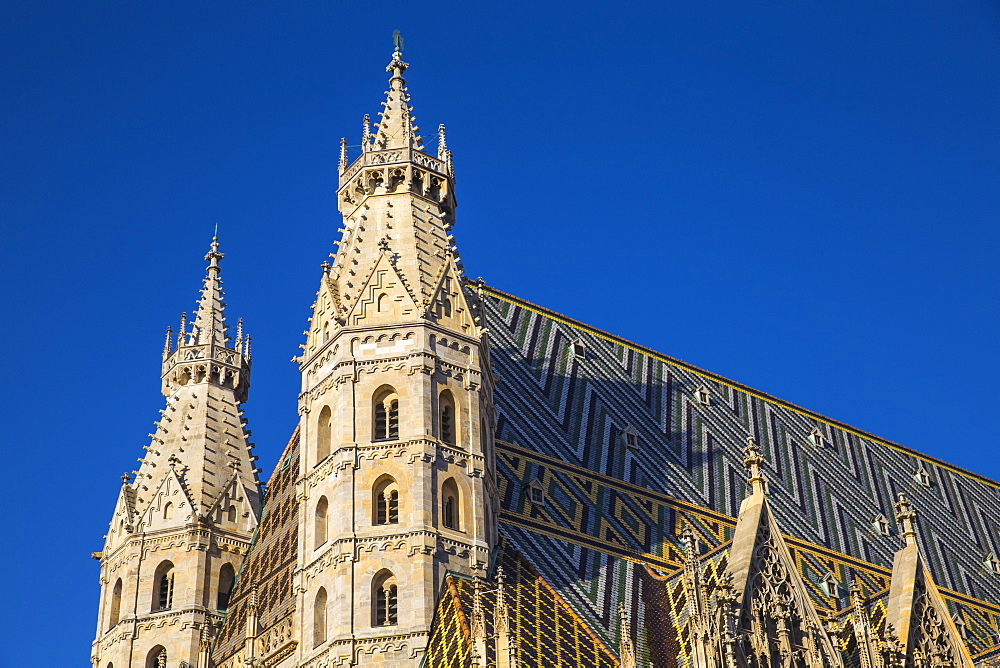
xmin=136 ymin=466 xmax=197 ymax=532
xmin=728 ymin=482 xmax=844 ymax=665
xmin=426 ymin=260 xmax=475 ymax=333
xmin=346 ymin=253 xmax=418 ymax=326
xmin=887 ymin=497 xmax=974 ymax=667
xmin=204 ymin=471 xmax=258 ymax=534
xmin=103 ymin=483 xmax=137 ymax=552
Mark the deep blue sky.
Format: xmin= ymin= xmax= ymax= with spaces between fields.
xmin=2 ymin=2 xmax=999 ymax=663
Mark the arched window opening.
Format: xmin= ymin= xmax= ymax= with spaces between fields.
xmin=217 ymin=563 xmax=235 ymax=610
xmin=162 ymin=502 xmax=173 ymax=520
xmin=439 ymin=390 xmax=456 ymax=446
xmin=227 ymin=505 xmax=237 ymax=523
xmin=152 ymin=561 xmax=174 ymax=612
xmin=373 ymin=477 xmax=399 ymax=525
xmin=313 ymin=587 xmax=328 ymax=647
xmin=373 ymin=571 xmax=398 ymax=627
xmin=373 ymin=388 xmax=399 ymax=441
xmin=316 ymin=405 xmax=332 ymax=463
xmin=145 ymin=645 xmax=167 ymax=668
xmin=440 ymin=297 xmax=452 ymax=318
xmin=315 ymin=496 xmax=329 ymax=549
xmin=108 ymin=578 xmax=123 ymax=629
xmin=377 ymin=292 xmax=389 ymax=313
xmin=442 ymin=477 xmax=460 ymax=531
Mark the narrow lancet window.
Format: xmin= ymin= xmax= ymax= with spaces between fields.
xmin=374 ymin=476 xmax=400 ymax=525
xmin=373 ymin=571 xmax=398 ymax=626
xmin=313 ymin=587 xmax=328 ymax=647
xmin=315 ymin=496 xmax=328 ymax=548
xmin=217 ymin=563 xmax=235 ymax=610
xmin=442 ymin=477 xmax=460 ymax=530
xmin=373 ymin=388 xmax=400 ymax=440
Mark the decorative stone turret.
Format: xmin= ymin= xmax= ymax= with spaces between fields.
xmin=91 ymin=237 xmax=260 ymax=668
xmin=292 ymin=37 xmax=497 ymax=667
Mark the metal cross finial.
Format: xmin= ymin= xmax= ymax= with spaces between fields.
xmin=121 ymin=472 xmax=131 ymax=484
xmin=393 ymin=30 xmax=404 ymax=55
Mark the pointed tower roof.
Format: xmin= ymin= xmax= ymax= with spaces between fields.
xmin=372 ymin=35 xmax=422 ymax=151
xmin=132 ymin=236 xmax=260 ymax=522
xmin=191 ymin=236 xmax=228 ymax=347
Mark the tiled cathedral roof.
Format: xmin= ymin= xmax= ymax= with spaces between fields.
xmin=212 ymin=427 xmax=300 ymax=666
xmin=480 ymin=284 xmax=1000 ymax=662
xmin=425 ymin=541 xmax=619 ymax=668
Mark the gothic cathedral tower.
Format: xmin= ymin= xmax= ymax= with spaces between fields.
xmin=92 ymin=239 xmax=261 ymax=668
xmin=292 ymin=46 xmax=498 ymax=665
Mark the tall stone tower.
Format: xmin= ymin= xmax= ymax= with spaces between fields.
xmin=91 ymin=238 xmax=261 ymax=668
xmin=292 ymin=44 xmax=497 ymax=666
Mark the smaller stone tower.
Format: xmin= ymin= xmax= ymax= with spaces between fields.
xmin=91 ymin=238 xmax=261 ymax=668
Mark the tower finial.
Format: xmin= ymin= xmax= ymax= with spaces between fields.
xmin=162 ymin=326 xmax=173 ymax=358
xmin=339 ymin=137 xmax=348 ymax=172
xmin=894 ymin=493 xmax=917 ymax=546
xmin=373 ymin=39 xmax=416 ymax=150
xmin=437 ymin=124 xmax=448 ymax=161
xmin=742 ymin=435 xmax=767 ymax=497
xmin=191 ymin=236 xmax=228 ymax=348
xmin=392 ymin=29 xmax=404 ymax=56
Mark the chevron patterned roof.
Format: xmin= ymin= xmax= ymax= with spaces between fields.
xmin=480 ymin=284 xmax=1000 ymax=662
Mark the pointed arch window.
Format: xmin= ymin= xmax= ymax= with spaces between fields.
xmin=145 ymin=646 xmax=167 ymax=668
xmin=108 ymin=578 xmax=123 ymax=629
xmin=441 ymin=477 xmax=460 ymax=531
xmin=313 ymin=587 xmax=328 ymax=647
xmin=373 ymin=477 xmax=399 ymax=525
xmin=373 ymin=387 xmax=399 ymax=441
xmin=316 ymin=405 xmax=332 ymax=463
xmin=227 ymin=504 xmax=237 ymax=523
xmin=217 ymin=563 xmax=235 ymax=610
xmin=315 ymin=496 xmax=328 ymax=549
xmin=373 ymin=571 xmax=398 ymax=626
xmin=152 ymin=561 xmax=174 ymax=612
xmin=439 ymin=390 xmax=456 ymax=446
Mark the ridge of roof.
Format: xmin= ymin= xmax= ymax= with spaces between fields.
xmin=477 ymin=282 xmax=1000 ymax=491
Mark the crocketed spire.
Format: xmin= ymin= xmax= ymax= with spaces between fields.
xmin=371 ymin=38 xmax=423 ymax=151
xmin=191 ymin=236 xmax=228 ymax=347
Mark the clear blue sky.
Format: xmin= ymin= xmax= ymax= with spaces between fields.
xmin=2 ymin=2 xmax=998 ymax=663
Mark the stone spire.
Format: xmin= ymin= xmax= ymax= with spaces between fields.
xmin=372 ymin=37 xmax=423 ymax=151
xmin=148 ymin=236 xmax=259 ymax=515
xmin=191 ymin=236 xmax=228 ymax=347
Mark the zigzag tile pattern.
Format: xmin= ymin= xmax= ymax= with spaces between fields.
xmin=481 ymin=285 xmax=1000 ymax=659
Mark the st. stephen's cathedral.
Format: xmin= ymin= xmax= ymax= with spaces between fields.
xmin=91 ymin=42 xmax=1000 ymax=668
